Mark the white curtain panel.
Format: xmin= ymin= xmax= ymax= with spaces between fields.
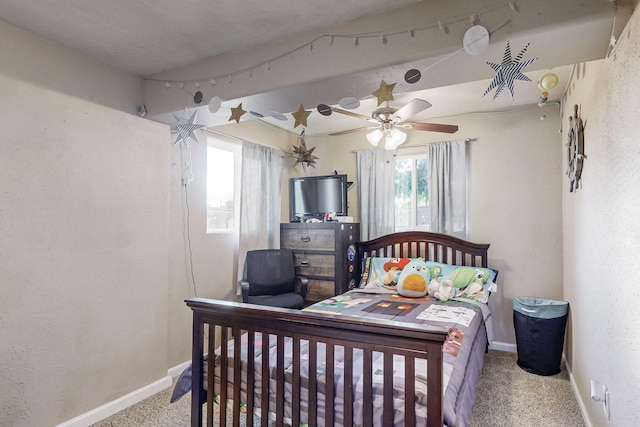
xmin=237 ymin=141 xmax=285 ymax=292
xmin=356 ymin=149 xmax=396 ymax=240
xmin=428 ymin=139 xmax=467 ymax=239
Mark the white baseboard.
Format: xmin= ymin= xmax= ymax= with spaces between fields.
xmin=565 ymin=356 xmax=594 ymax=427
xmin=168 ymin=360 xmax=191 ymax=378
xmin=489 ymin=341 xmax=516 ymax=353
xmin=55 ymin=375 xmax=172 ymax=427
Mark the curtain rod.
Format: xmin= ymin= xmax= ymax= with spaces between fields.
xmin=202 ymin=127 xmax=245 ymax=143
xmin=351 ymin=138 xmax=472 ymax=153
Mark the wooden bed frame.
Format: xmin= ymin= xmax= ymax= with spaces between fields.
xmin=186 ymin=231 xmax=490 ymax=427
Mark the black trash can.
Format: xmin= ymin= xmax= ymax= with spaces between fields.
xmin=513 ymin=296 xmax=569 ymax=376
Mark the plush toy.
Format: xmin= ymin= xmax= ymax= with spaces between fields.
xmin=427 ymin=265 xmax=444 ymax=297
xmin=396 ymin=259 xmax=430 ymax=297
xmin=427 ymin=278 xmax=440 ymax=297
xmin=434 ymin=279 xmax=456 ymax=301
xmin=449 ymin=267 xmax=492 ymax=301
xmin=381 ymin=258 xmax=411 ymax=287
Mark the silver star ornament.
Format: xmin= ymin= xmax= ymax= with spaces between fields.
xmin=172 ymin=111 xmax=206 ymax=145
xmin=483 ymin=41 xmax=538 ymax=100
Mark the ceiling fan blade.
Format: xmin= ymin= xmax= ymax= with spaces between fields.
xmin=405 ymin=122 xmax=459 ymax=133
xmin=329 ymin=126 xmax=375 ymax=136
xmin=394 ymin=98 xmax=432 ymax=122
xmin=332 ymin=107 xmax=372 ymax=121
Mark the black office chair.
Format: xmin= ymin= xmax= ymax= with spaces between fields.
xmin=240 ymin=249 xmax=308 ymax=309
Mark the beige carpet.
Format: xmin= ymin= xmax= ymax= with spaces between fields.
xmin=92 ymin=350 xmax=584 ymax=427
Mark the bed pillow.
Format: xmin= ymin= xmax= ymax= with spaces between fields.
xmin=425 ymin=261 xmax=498 ymax=304
xmin=358 ymin=257 xmax=414 ymax=291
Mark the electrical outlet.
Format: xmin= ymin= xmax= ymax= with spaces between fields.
xmin=602 ymin=385 xmax=610 ymax=420
xmin=591 ymin=380 xmax=610 ymax=420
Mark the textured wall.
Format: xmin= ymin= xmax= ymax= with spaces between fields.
xmin=0 ymin=22 xmax=170 ymax=426
xmin=562 ymin=8 xmax=640 ymax=427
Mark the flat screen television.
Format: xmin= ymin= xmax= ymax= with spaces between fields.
xmin=289 ymin=174 xmax=348 ymax=221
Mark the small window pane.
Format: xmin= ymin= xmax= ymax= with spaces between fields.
xmin=395 ymin=158 xmax=412 ymax=230
xmin=394 ymin=156 xmax=429 ymax=231
xmin=207 ymin=146 xmax=235 ymax=232
xmin=416 ymin=158 xmax=429 ymax=227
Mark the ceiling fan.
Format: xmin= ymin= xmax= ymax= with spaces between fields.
xmin=329 ymin=98 xmax=459 ymax=150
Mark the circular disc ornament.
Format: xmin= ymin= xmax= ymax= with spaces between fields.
xmin=463 ymin=25 xmax=490 ymax=56
xmin=339 ymin=97 xmax=360 ymax=109
xmin=268 ymin=111 xmax=287 ymax=121
xmin=317 ymin=104 xmax=332 ymax=116
xmin=208 ymin=96 xmax=222 ymax=113
xmin=404 ymin=68 xmax=421 ymax=84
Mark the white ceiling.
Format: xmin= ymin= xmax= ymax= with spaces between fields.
xmin=0 ymin=0 xmax=629 ymax=136
xmin=0 ymin=0 xmax=420 ymax=76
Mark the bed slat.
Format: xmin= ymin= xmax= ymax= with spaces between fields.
xmin=246 ymin=330 xmax=255 ymax=426
xmin=292 ymin=337 xmax=301 ymax=427
xmin=343 ymin=345 xmax=353 ymax=427
xmin=325 ymin=343 xmax=335 ymax=426
xmin=261 ymin=334 xmax=269 ymax=426
xmin=219 ymin=326 xmax=228 ymax=427
xmin=309 ymin=338 xmax=318 ymax=427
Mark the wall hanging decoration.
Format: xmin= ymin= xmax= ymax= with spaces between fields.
xmin=228 ymin=103 xmax=246 ymax=123
xmin=172 ymin=111 xmax=206 ymax=146
xmin=483 ymin=41 xmax=537 ymax=100
xmin=566 ymin=104 xmax=586 ymax=192
xmin=290 ymin=130 xmax=318 ymax=169
xmin=291 ymin=104 xmax=312 ymax=128
xmin=372 ymin=80 xmax=397 ymax=106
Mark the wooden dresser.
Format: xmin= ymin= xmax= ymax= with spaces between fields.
xmin=280 ymin=222 xmax=360 ymax=303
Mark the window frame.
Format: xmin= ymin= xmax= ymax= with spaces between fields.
xmin=394 ymin=153 xmax=430 ymax=232
xmin=206 ymin=137 xmax=241 ymax=234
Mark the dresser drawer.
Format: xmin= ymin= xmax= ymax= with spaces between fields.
xmin=305 ymin=279 xmax=335 ymax=302
xmin=281 ymin=228 xmax=336 ymax=250
xmin=293 ymin=253 xmax=335 ymax=277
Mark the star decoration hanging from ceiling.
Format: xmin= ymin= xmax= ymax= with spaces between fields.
xmin=291 ymin=104 xmax=312 ymax=128
xmin=372 ymin=79 xmax=397 ymax=106
xmin=172 ymin=111 xmax=206 ymax=146
xmin=229 ymin=103 xmax=247 ymax=123
xmin=290 ymin=130 xmax=318 ymax=169
xmin=483 ymin=41 xmax=538 ymax=100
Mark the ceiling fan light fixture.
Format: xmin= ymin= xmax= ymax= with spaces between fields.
xmin=382 ymin=128 xmax=407 ymax=150
xmin=366 ymin=129 xmax=383 ymax=146
xmin=390 ymin=128 xmax=407 ymax=145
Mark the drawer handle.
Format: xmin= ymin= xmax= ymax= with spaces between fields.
xmin=300 ymin=259 xmax=310 ymax=267
xmin=300 ymin=235 xmax=311 ymax=242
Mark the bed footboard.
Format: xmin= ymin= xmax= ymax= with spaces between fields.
xmin=187 ymin=297 xmax=449 ymax=427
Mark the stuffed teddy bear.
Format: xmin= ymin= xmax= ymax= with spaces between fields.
xmin=427 ymin=265 xmax=444 ymax=297
xmin=433 ymin=279 xmax=456 ymax=301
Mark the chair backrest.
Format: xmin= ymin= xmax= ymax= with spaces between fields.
xmin=244 ymin=249 xmax=296 ymax=296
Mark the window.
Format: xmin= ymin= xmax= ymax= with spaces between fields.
xmin=206 ymin=138 xmax=241 ymax=233
xmin=395 ymin=155 xmax=430 ymax=231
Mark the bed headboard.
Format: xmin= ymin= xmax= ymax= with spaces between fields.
xmin=356 ymin=231 xmax=490 ymax=274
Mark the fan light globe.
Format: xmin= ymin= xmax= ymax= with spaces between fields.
xmin=390 ymin=128 xmax=407 ymax=144
xmin=537 ymin=72 xmax=559 ymax=91
xmin=366 ymin=129 xmax=383 ymax=146
xmin=383 ymin=129 xmax=407 ymax=150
